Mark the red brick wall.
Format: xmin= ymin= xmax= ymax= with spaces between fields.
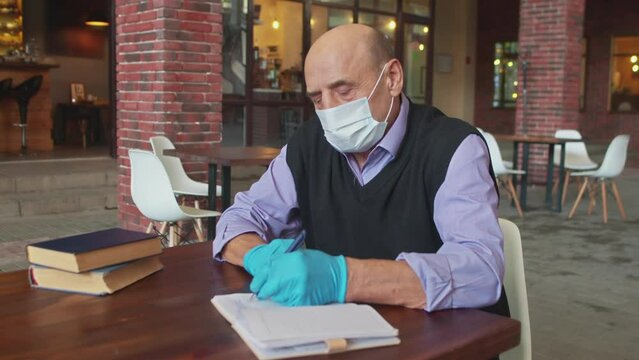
xmin=473 ymin=0 xmax=519 ymax=133
xmin=515 ymin=0 xmax=585 ymax=183
xmin=581 ymin=0 xmax=639 ymax=164
xmin=116 ymin=0 xmax=223 ymax=232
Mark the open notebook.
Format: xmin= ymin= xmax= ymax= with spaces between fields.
xmin=211 ymin=293 xmax=400 ymax=360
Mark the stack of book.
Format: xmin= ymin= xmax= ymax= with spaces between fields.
xmin=26 ymin=228 xmax=163 ymax=296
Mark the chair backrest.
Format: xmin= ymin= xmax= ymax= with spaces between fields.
xmin=594 ymin=134 xmax=630 ymax=178
xmin=479 ymin=130 xmax=509 ymax=175
xmin=129 ymin=149 xmax=187 ymax=222
xmin=149 ymin=135 xmax=198 ymax=192
xmin=553 ymin=129 xmax=595 ymax=167
xmin=499 ymin=218 xmax=532 ymax=360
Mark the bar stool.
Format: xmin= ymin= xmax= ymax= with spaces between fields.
xmin=0 ymin=78 xmax=12 ymax=95
xmin=11 ymin=75 xmax=43 ymax=153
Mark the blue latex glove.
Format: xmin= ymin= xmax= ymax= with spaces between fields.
xmin=249 ymin=249 xmax=348 ymax=306
xmin=243 ymin=239 xmax=294 ymax=276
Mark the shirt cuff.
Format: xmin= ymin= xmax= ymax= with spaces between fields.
xmin=396 ymin=252 xmax=454 ymax=312
xmin=212 ymin=217 xmax=268 ymax=262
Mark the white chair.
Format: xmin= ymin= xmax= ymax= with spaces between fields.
xmin=499 ymin=218 xmax=532 ymax=360
xmin=129 ymin=149 xmax=221 ymax=247
xmin=477 ymin=127 xmax=512 ymax=168
xmin=150 ymin=135 xmax=222 ymax=200
xmin=481 ymin=131 xmax=525 ymax=217
xmin=552 ymin=129 xmax=598 ymax=205
xmin=568 ymin=135 xmax=630 ymax=223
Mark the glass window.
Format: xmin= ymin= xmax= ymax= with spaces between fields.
xmin=610 ymin=36 xmax=639 ymax=112
xmin=359 ymin=0 xmax=396 ymax=13
xmin=253 ymin=0 xmax=304 ymax=101
xmin=403 ymin=0 xmax=430 ymax=17
xmin=311 ymin=6 xmax=353 ymax=44
xmin=358 ymin=12 xmax=396 ymax=46
xmin=222 ymin=0 xmax=248 ymax=96
xmin=492 ymin=41 xmax=518 ymax=108
xmin=222 ymin=104 xmax=246 ymax=146
xmin=252 ymin=106 xmax=304 ymax=146
xmin=403 ymin=23 xmax=429 ymax=104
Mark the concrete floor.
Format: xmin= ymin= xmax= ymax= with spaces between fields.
xmin=0 ymin=158 xmax=637 ymax=359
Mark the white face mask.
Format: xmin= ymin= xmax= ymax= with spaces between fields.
xmin=316 ymin=63 xmax=395 ymax=153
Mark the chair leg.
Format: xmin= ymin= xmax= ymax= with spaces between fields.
xmin=568 ymin=177 xmax=588 ymax=219
xmin=194 ymin=200 xmax=204 ymax=237
xmin=561 ymin=170 xmax=571 ymax=206
xmin=169 ymin=223 xmax=178 ymax=247
xmin=505 ymin=177 xmax=524 ymax=218
xmin=610 ymin=180 xmax=627 ymax=221
xmin=587 ymin=180 xmax=597 ymax=215
xmin=158 ymin=222 xmax=168 ymax=234
xmin=601 ymin=181 xmax=608 ymax=224
xmin=193 ymin=219 xmax=205 ymax=242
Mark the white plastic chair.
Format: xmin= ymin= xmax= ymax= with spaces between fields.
xmin=567 ymin=135 xmax=630 ymax=223
xmin=552 ymin=129 xmax=598 ymax=205
xmin=150 ymin=135 xmax=222 ymax=198
xmin=499 ymin=218 xmax=531 ymax=360
xmin=129 ymin=149 xmax=221 ymax=247
xmin=481 ymin=130 xmax=525 ymax=217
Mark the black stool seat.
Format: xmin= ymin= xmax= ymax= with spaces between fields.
xmin=10 ymin=75 xmax=43 ymax=153
xmin=0 ymin=78 xmax=12 ymax=96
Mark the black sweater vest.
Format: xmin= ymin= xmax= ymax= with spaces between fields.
xmin=286 ymin=102 xmax=509 ymax=316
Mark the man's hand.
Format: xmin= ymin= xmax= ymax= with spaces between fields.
xmin=249 ymin=249 xmax=348 ymax=306
xmin=243 ymin=239 xmax=294 ymax=276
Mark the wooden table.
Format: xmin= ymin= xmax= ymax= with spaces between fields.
xmin=0 ymin=242 xmax=520 ymax=359
xmin=494 ymin=134 xmax=578 ymax=212
xmin=167 ymin=145 xmax=280 ymax=240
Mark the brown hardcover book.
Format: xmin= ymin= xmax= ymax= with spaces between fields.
xmin=26 ymin=228 xmax=162 ymax=273
xmin=29 ymin=256 xmax=163 ymax=296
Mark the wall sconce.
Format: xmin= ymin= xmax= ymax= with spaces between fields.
xmin=272 ymin=19 xmax=280 ymax=30
xmin=387 ymin=20 xmax=396 ymax=30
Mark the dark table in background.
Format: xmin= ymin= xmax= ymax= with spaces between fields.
xmin=53 ymin=103 xmax=110 ymax=148
xmin=166 ymin=145 xmax=280 ymax=240
xmin=0 ymin=242 xmax=520 ymax=359
xmin=494 ymin=134 xmax=578 ymax=212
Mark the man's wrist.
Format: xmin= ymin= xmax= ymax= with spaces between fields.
xmin=221 ymin=233 xmax=265 ymax=266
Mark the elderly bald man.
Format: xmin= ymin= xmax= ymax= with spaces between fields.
xmin=213 ymin=24 xmax=508 ymax=316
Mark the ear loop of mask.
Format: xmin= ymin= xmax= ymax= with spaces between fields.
xmin=367 ymin=62 xmax=394 ymax=123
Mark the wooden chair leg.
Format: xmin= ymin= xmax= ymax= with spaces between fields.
xmin=193 ymin=219 xmax=205 ymax=242
xmin=561 ymin=170 xmax=571 ymax=206
xmin=194 ymin=200 xmax=204 ymax=237
xmin=587 ymin=180 xmax=597 ymax=215
xmin=146 ymin=221 xmax=154 ymax=233
xmin=568 ymin=177 xmax=588 ymax=219
xmin=610 ymin=180 xmax=627 ymax=221
xmin=505 ymin=177 xmax=524 ymax=218
xmin=601 ymin=180 xmax=608 ymax=224
xmin=169 ymin=223 xmax=178 ymax=247
xmin=158 ymin=222 xmax=168 ymax=235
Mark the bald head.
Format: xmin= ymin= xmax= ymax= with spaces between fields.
xmin=306 ymin=24 xmax=394 ymax=76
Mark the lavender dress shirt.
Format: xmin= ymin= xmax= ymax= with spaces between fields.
xmin=213 ymin=95 xmax=504 ymax=312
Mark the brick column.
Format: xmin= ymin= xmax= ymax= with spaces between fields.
xmin=115 ymin=0 xmax=223 ymax=232
xmin=516 ymin=0 xmax=585 ymax=183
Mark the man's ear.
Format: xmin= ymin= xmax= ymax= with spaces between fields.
xmin=387 ymin=59 xmax=404 ymax=97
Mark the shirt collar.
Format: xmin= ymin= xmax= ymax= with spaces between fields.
xmin=373 ymin=93 xmax=409 ymax=159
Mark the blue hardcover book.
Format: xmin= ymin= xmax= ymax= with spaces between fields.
xmin=26 ymin=228 xmax=162 ymax=273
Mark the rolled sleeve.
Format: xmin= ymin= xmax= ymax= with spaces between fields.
xmin=397 ymin=134 xmax=504 ymax=312
xmin=212 ymin=145 xmax=301 ymax=261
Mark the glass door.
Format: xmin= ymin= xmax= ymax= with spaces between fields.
xmin=402 ymin=22 xmax=430 ymax=104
